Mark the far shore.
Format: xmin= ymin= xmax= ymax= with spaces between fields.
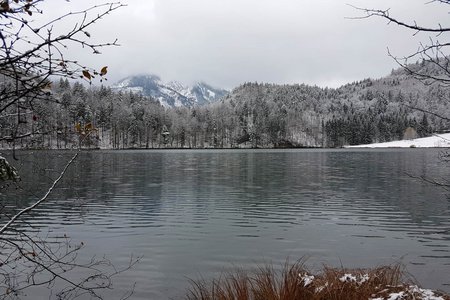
xmin=1 ymin=133 xmax=450 ymax=151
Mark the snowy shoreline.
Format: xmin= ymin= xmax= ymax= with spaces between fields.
xmin=346 ymin=133 xmax=450 ymax=148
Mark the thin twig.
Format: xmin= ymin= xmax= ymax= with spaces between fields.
xmin=0 ymin=151 xmax=79 ymax=235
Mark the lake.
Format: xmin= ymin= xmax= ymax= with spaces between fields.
xmin=2 ymin=149 xmax=450 ymax=299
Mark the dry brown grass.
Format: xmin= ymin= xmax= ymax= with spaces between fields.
xmin=185 ymin=261 xmax=450 ymax=300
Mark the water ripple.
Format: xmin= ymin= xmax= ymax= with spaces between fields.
xmin=1 ymin=149 xmax=449 ymax=299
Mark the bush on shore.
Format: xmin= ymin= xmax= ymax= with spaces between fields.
xmin=186 ymin=261 xmax=450 ymax=300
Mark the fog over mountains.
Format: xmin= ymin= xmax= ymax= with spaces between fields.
xmin=112 ymin=74 xmax=228 ymax=107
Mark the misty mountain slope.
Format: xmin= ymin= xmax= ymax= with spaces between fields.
xmin=112 ymin=74 xmax=228 ymax=108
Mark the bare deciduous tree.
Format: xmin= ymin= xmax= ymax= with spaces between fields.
xmin=352 ymin=0 xmax=450 ymax=189
xmin=1 ymin=1 xmax=138 ymax=299
xmin=1 ymin=0 xmax=122 ymax=154
xmin=350 ymin=1 xmax=450 ymax=86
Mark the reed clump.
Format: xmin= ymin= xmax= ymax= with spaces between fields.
xmin=186 ymin=261 xmax=450 ymax=300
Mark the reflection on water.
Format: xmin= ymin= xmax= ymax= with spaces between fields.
xmin=1 ymin=149 xmax=449 ymax=299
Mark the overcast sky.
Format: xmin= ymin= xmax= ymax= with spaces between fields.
xmin=38 ymin=0 xmax=448 ymax=89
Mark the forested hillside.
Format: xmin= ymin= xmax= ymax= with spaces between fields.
xmin=1 ymin=61 xmax=449 ymax=149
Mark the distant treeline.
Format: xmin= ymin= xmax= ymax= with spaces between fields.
xmin=1 ymin=61 xmax=449 ymax=149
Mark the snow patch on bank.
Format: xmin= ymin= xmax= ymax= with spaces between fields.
xmin=370 ymin=285 xmax=446 ymax=300
xmin=347 ymin=133 xmax=450 ymax=148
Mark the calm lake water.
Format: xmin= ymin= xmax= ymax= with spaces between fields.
xmin=2 ymin=149 xmax=450 ymax=299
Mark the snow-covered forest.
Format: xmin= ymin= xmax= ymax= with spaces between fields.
xmin=1 ymin=60 xmax=449 ymax=149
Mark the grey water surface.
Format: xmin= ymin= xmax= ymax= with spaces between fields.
xmin=3 ymin=149 xmax=450 ymax=299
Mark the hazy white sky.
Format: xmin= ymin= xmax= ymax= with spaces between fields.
xmin=38 ymin=0 xmax=449 ymax=89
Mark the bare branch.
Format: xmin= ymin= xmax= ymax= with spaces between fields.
xmin=0 ymin=151 xmax=78 ymax=235
xmin=348 ymin=4 xmax=450 ymax=33
xmin=405 ymin=172 xmax=449 ymax=191
xmin=402 ymin=104 xmax=450 ymax=122
xmin=350 ymin=2 xmax=450 ymax=86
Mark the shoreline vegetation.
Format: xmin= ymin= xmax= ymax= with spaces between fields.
xmin=186 ymin=262 xmax=450 ymax=300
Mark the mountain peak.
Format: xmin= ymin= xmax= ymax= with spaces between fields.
xmin=112 ymin=74 xmax=228 ymax=107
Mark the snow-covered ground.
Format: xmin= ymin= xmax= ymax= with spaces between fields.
xmin=347 ymin=133 xmax=450 ymax=148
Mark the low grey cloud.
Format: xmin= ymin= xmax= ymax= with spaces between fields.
xmin=39 ymin=0 xmax=448 ymax=89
